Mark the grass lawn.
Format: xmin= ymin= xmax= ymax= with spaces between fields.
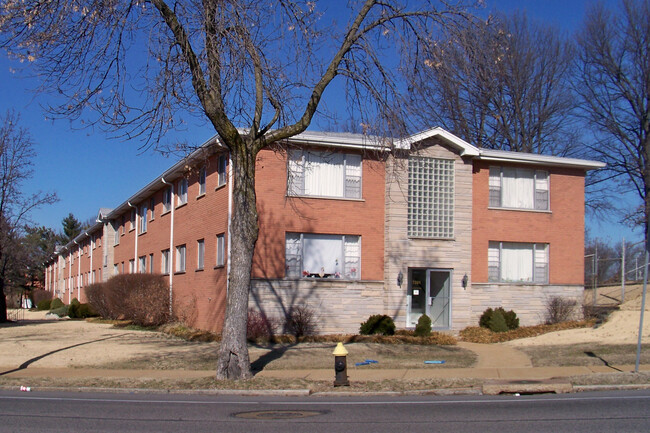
xmin=96 ymin=342 xmax=476 ymax=371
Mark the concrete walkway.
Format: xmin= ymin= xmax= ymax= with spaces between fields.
xmin=1 ymin=364 xmax=648 ymax=383
xmin=457 ymin=342 xmax=533 ymax=368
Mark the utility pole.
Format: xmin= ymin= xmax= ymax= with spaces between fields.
xmin=622 ymin=238 xmax=626 ymax=303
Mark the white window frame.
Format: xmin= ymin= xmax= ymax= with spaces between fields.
xmin=217 ymin=154 xmax=227 ymax=187
xmin=216 ymin=233 xmax=225 ymax=267
xmin=149 ymin=198 xmax=155 ymax=220
xmin=407 ymin=156 xmax=454 ymax=239
xmin=161 ymin=249 xmax=170 ymax=274
xmin=488 ymin=241 xmax=549 ymax=284
xmin=140 ymin=204 xmax=148 ymax=233
xmin=176 ymin=244 xmax=186 ymax=273
xmin=287 ymin=150 xmax=362 ymax=199
xmin=177 ymin=179 xmax=188 ymax=206
xmin=489 ymin=166 xmax=549 ymax=211
xmin=198 ymin=167 xmax=206 ymax=195
xmin=285 ymin=233 xmax=361 ymax=280
xmin=139 ymin=256 xmax=146 ymax=273
xmin=129 ymin=209 xmax=136 ymax=231
xmin=163 ymin=187 xmax=173 ymax=213
xmin=149 ymin=253 xmax=154 ymax=273
xmin=129 ymin=259 xmax=135 ymax=274
xmin=197 ymin=239 xmax=205 ymax=270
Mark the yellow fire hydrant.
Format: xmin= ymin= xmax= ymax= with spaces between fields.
xmin=332 ymin=342 xmax=350 ymax=387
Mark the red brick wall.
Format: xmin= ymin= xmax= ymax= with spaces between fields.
xmin=253 ymin=147 xmax=385 ymax=280
xmin=472 ymin=161 xmax=586 ymax=285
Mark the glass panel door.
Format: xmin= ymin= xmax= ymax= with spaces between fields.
xmin=428 ymin=270 xmax=450 ymax=329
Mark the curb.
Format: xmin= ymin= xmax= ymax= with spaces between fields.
xmin=0 ymin=385 xmax=311 ymax=397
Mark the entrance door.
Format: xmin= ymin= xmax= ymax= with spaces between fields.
xmin=408 ymin=269 xmax=451 ymax=329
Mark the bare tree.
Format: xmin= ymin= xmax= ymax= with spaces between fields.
xmin=575 ymin=0 xmax=650 ymax=247
xmin=0 ymin=0 xmax=471 ymax=378
xmin=406 ymin=11 xmax=577 ymax=155
xmin=0 ymin=111 xmax=57 ymax=322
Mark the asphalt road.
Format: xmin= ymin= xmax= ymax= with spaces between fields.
xmin=0 ymin=389 xmax=649 ymax=432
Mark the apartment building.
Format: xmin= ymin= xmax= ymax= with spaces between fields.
xmin=45 ymin=128 xmax=604 ymax=333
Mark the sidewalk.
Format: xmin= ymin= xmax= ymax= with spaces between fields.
xmin=2 ymin=364 xmax=649 ymax=382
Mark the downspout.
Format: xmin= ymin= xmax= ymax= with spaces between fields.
xmin=127 ymin=201 xmax=138 ymax=273
xmin=227 ymin=152 xmax=233 ymax=297
xmin=162 ymin=177 xmax=175 ymax=315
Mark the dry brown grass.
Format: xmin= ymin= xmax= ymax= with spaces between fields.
xmin=459 ymin=320 xmax=596 ymax=343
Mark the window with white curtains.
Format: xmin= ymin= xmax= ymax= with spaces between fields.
xmin=489 ymin=166 xmax=549 ymax=210
xmin=285 ymin=233 xmax=360 ymax=279
xmin=287 ymin=150 xmax=362 ymax=199
xmin=488 ymin=241 xmax=548 ymax=284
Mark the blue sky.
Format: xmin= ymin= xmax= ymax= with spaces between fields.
xmin=2 ymin=0 xmax=641 ymax=244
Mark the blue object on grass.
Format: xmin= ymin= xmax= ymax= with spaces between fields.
xmin=355 ymin=361 xmax=370 ymax=366
xmin=364 ymin=359 xmax=378 ymax=363
xmin=424 ymin=360 xmax=446 ymax=364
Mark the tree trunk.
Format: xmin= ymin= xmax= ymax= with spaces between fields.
xmin=0 ymin=280 xmax=7 ymax=323
xmin=215 ymin=142 xmax=259 ymax=380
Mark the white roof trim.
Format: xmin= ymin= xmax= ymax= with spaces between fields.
xmin=287 ymin=131 xmax=388 ymax=151
xmin=395 ymin=127 xmax=480 ymax=156
xmin=478 ymin=149 xmax=606 ymax=170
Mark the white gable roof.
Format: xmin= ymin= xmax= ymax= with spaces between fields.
xmin=395 ymin=127 xmax=480 ymax=156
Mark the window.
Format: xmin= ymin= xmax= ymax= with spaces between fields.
xmin=92 ymin=270 xmax=96 ymax=284
xmin=130 ymin=209 xmax=136 ymax=231
xmin=488 ymin=242 xmax=549 ymax=284
xmin=149 ymin=198 xmax=155 ymax=220
xmin=408 ymin=157 xmax=454 ymax=238
xmin=114 ymin=264 xmax=119 ymax=275
xmin=177 ymin=179 xmax=188 ymax=206
xmin=121 ymin=216 xmax=126 ymax=235
xmin=139 ymin=256 xmax=146 ymax=273
xmin=197 ymin=239 xmax=205 ymax=270
xmin=198 ymin=167 xmax=206 ymax=195
xmin=287 ymin=150 xmax=361 ymax=199
xmin=140 ymin=205 xmax=148 ymax=232
xmin=489 ymin=166 xmax=549 ymax=210
xmin=121 ymin=262 xmax=125 ymax=274
xmin=216 ymin=233 xmax=225 ymax=267
xmin=217 ymin=154 xmax=227 ymax=187
xmin=149 ymin=254 xmax=154 ymax=273
xmin=176 ymin=245 xmax=186 ymax=273
xmin=163 ymin=187 xmax=172 ymax=213
xmin=161 ymin=249 xmax=170 ymax=274
xmin=129 ymin=259 xmax=135 ymax=274
xmin=285 ymin=233 xmax=360 ymax=279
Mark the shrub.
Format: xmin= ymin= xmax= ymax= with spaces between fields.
xmin=414 ymin=314 xmax=432 ymax=337
xmin=488 ymin=309 xmax=509 ymax=333
xmin=247 ymin=308 xmax=278 ymax=342
xmin=284 ymin=305 xmax=317 ymax=339
xmin=85 ymin=274 xmax=171 ymax=326
xmin=479 ymin=307 xmax=519 ymax=330
xmin=50 ymin=298 xmax=64 ymax=310
xmin=359 ymin=314 xmax=396 ymax=336
xmin=49 ymin=305 xmax=69 ymax=318
xmin=479 ymin=307 xmax=494 ymax=328
xmin=67 ymin=298 xmax=81 ymax=318
xmin=31 ymin=289 xmax=52 ymax=308
xmin=75 ymin=303 xmax=98 ymax=318
xmin=545 ymin=297 xmax=577 ymax=324
xmin=36 ymin=299 xmax=51 ymax=311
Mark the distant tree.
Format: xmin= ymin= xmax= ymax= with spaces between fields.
xmin=0 ymin=111 xmax=57 ymax=322
xmin=0 ymin=0 xmax=471 ymax=379
xmin=575 ymin=0 xmax=650 ymax=247
xmin=22 ymin=225 xmax=58 ymax=289
xmin=59 ymin=213 xmax=83 ymax=245
xmin=406 ymin=11 xmax=577 ymax=155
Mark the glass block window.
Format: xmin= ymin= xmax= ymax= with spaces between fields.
xmin=488 ymin=242 xmax=549 ymax=284
xmin=407 ymin=157 xmax=454 ymax=238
